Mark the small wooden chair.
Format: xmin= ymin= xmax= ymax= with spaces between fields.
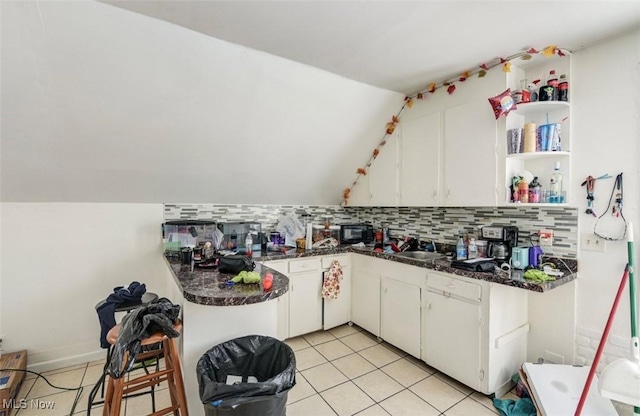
xmin=102 ymin=320 xmax=188 ymax=416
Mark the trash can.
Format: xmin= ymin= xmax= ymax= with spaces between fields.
xmin=197 ymin=335 xmax=296 ymax=416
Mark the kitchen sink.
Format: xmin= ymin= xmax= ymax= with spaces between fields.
xmin=392 ymin=251 xmax=445 ymax=261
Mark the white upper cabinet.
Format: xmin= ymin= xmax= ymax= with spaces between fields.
xmin=399 ymin=112 xmax=441 ymax=206
xmin=348 ymin=67 xmax=516 ymax=207
xmin=443 ymin=100 xmax=498 ymax=206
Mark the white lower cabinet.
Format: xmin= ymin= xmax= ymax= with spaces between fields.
xmin=423 ymin=272 xmax=482 ymax=390
xmin=423 ymin=271 xmax=529 ymax=396
xmin=351 ymin=255 xmax=381 ymax=337
xmin=381 ymin=277 xmax=421 ymax=358
xmin=289 ymin=267 xmax=323 ymax=338
xmin=262 ymin=260 xmax=290 ymax=340
xmin=266 ymin=254 xmax=528 ymax=397
xmin=322 ymin=255 xmax=351 ymax=330
xmin=263 ymin=255 xmax=351 ymax=339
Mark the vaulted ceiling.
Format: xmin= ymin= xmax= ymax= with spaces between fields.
xmin=102 ymin=1 xmax=640 ymax=94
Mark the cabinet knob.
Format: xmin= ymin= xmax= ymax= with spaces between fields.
xmin=446 ymin=188 xmax=451 ymax=198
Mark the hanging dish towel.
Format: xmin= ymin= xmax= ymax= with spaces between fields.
xmin=322 ymin=260 xmax=343 ymax=299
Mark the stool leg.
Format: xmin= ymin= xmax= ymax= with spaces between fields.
xmin=168 ymin=338 xmax=189 ymax=416
xmin=109 ymin=377 xmax=125 ymax=416
xmin=101 ymin=346 xmax=110 ymax=397
xmin=88 ymin=348 xmax=111 ymax=415
xmin=102 ymin=375 xmax=114 ymax=416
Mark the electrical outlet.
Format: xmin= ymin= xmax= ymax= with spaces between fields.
xmin=539 ymin=229 xmax=554 ymax=246
xmin=581 ymin=233 xmax=606 ymax=252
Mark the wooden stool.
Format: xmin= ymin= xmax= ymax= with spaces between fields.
xmin=103 ymin=320 xmax=188 ymax=416
xmin=88 ymin=292 xmax=160 ymax=415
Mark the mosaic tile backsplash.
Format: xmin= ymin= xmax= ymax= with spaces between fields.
xmin=164 ymin=204 xmax=578 ymax=258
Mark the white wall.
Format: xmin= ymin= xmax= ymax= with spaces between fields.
xmin=572 ymin=28 xmax=640 ymax=368
xmin=0 ymin=203 xmax=168 ymax=371
xmin=0 ymin=0 xmax=404 ymax=205
xmin=0 ymin=0 xmax=402 ymax=369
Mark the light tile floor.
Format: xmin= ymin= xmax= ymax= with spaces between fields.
xmin=8 ymin=324 xmax=518 ymax=416
xmin=286 ymin=324 xmax=517 ymax=415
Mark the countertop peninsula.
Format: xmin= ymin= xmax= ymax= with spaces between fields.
xmin=165 ymin=258 xmax=289 ymax=306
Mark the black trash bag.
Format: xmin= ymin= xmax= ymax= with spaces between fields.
xmin=107 ymin=297 xmax=181 ymax=379
xmin=197 ymin=335 xmax=296 ymax=410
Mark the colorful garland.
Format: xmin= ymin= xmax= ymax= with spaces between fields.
xmin=342 ymin=45 xmax=568 ymax=205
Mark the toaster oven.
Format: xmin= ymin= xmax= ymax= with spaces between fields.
xmin=340 ymin=224 xmax=374 ymax=245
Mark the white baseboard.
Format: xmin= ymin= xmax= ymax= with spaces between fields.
xmin=27 ymin=349 xmax=106 ymax=374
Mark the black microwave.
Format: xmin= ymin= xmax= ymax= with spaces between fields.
xmin=340 ymin=224 xmax=374 ymax=245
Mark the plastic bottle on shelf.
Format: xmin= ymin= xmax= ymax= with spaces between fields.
xmin=518 ymin=178 xmax=529 ymax=203
xmin=558 ymin=74 xmax=569 ymax=101
xmin=549 ymin=162 xmax=564 ymax=203
xmin=529 ymin=177 xmax=541 ymax=203
xmin=528 ymin=80 xmax=540 ymax=102
xmin=547 ymin=70 xmax=558 ymax=87
xmin=468 ymin=238 xmax=478 ymax=259
xmin=519 ymin=79 xmax=531 ymax=103
xmin=456 ymin=232 xmax=467 ymax=260
xmin=513 ymin=79 xmax=531 ymax=104
xmin=539 ymin=70 xmax=558 ymax=101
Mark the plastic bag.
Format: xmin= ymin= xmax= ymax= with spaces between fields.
xmin=488 ymin=88 xmax=517 ymax=119
xmin=197 ymin=335 xmax=296 ymax=406
xmin=107 ymin=298 xmax=181 ymax=379
xmin=275 ymin=214 xmax=305 ymax=247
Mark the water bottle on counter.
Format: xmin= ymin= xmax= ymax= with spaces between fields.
xmin=456 ymin=232 xmax=467 ymax=260
xmin=245 ymin=233 xmax=253 ymax=256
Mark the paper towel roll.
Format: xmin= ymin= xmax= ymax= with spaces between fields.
xmin=523 ymin=123 xmax=537 ymax=153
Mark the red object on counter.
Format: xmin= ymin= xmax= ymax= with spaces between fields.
xmin=390 ymin=243 xmax=401 ymax=252
xmin=263 ymin=272 xmax=273 ymax=291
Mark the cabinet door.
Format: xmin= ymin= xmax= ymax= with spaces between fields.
xmin=381 ymin=278 xmax=421 ymax=358
xmin=289 ymin=271 xmax=323 ymax=338
xmin=351 ymin=269 xmax=380 ymax=337
xmin=443 ymin=100 xmax=498 ymax=206
xmin=276 ymin=290 xmax=289 ymax=341
xmin=323 ymin=267 xmax=351 ymax=330
xmin=423 ymin=289 xmax=482 ymax=390
xmin=399 ymin=112 xmax=441 ymax=206
xmin=369 ymin=132 xmax=398 ymax=206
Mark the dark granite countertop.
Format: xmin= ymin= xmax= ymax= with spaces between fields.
xmin=165 ymin=245 xmax=576 ymax=305
xmin=165 ymin=258 xmax=289 ymax=306
xmin=256 ymin=246 xmax=577 ymax=293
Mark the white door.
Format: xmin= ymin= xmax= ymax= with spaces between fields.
xmin=351 ymin=269 xmax=380 ymax=337
xmin=369 ymin=133 xmax=399 ymax=206
xmin=323 ymin=266 xmax=351 ymax=330
xmin=423 ymin=289 xmax=482 ymax=390
xmin=381 ymin=277 xmax=421 ymax=358
xmin=400 ymin=112 xmax=441 ymax=206
xmin=289 ymin=271 xmax=323 ymax=338
xmin=443 ymin=100 xmax=498 ymax=206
